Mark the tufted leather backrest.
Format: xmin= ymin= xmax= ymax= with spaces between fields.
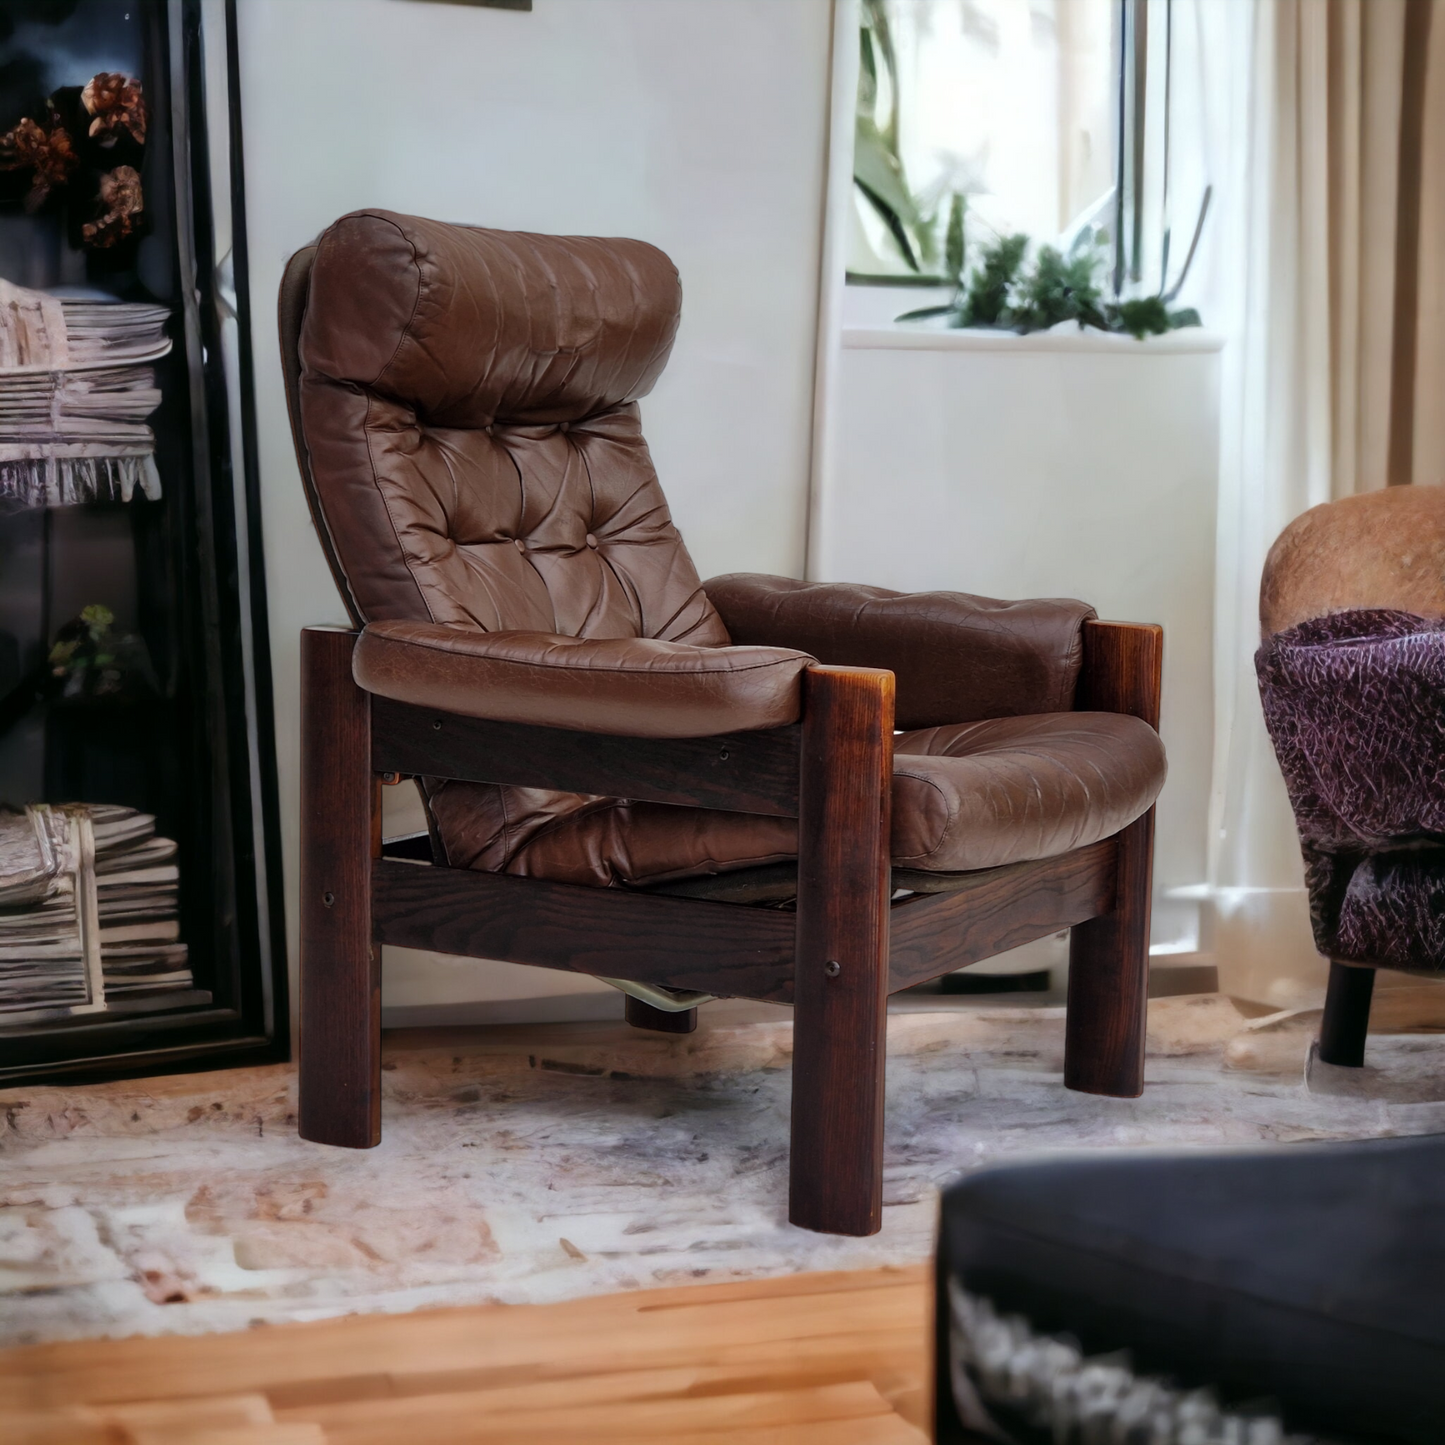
xmin=287 ymin=210 xmax=729 ymax=646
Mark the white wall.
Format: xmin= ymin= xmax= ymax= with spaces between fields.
xmin=237 ymin=0 xmax=834 ymax=1020
xmin=817 ymin=321 xmax=1222 ymax=961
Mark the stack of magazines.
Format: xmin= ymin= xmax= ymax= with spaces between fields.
xmin=0 ymin=803 xmax=197 ymax=1025
xmin=0 ymin=804 xmax=96 ymax=1017
xmin=57 ymin=299 xmax=170 ymax=365
xmin=0 ymin=280 xmax=170 ymax=510
xmin=92 ymin=805 xmax=192 ymax=999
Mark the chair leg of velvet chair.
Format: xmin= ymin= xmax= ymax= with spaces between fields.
xmin=624 ymin=996 xmax=698 ymax=1033
xmin=298 ymin=627 xmax=382 ymax=1149
xmin=789 ymin=665 xmax=895 ymax=1236
xmin=1319 ymin=960 xmax=1375 ymax=1067
xmin=1063 ymin=807 xmax=1154 ymax=1097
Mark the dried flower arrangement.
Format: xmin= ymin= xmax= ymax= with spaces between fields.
xmin=0 ymin=72 xmax=148 ymax=250
xmin=80 ymin=72 xmax=147 ymax=147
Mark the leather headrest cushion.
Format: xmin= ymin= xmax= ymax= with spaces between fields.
xmin=299 ymin=209 xmax=681 ymax=426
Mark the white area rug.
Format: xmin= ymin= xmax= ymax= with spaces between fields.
xmin=2 ymin=994 xmax=1443 ymax=1347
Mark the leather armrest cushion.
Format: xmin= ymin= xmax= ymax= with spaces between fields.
xmin=353 ymin=620 xmax=815 ymax=738
xmin=704 ymin=574 xmax=1096 ymax=730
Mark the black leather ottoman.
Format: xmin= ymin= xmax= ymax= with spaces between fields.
xmin=935 ymin=1136 xmax=1445 ymax=1444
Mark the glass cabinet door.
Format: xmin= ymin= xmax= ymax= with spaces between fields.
xmin=0 ymin=0 xmax=286 ymax=1084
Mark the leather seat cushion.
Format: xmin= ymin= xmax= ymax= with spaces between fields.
xmin=891 ymin=712 xmax=1166 ymax=871
xmin=355 ymin=620 xmax=813 ymax=738
xmin=425 ymin=711 xmax=1165 ymax=886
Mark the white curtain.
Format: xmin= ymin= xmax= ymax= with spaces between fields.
xmin=1193 ymin=0 xmax=1445 ymax=1006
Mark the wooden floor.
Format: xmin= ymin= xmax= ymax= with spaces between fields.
xmin=0 ymin=1266 xmax=932 ymax=1444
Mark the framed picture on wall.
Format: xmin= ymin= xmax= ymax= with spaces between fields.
xmin=0 ymin=0 xmax=287 ymax=1084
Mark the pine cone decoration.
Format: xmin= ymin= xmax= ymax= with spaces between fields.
xmin=0 ymin=114 xmax=79 ymax=211
xmin=81 ymin=72 xmax=147 ymax=146
xmin=82 ymin=165 xmax=144 ymax=249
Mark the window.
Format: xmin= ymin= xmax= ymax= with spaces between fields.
xmin=850 ymin=0 xmax=1211 ymax=314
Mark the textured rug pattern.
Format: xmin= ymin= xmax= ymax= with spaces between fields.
xmin=2 ymin=996 xmax=1443 ymax=1347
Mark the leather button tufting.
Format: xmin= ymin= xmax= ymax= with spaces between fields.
xmin=514 ymin=538 xmax=526 ymax=553
xmin=558 ymin=421 xmax=570 ymax=433
xmin=585 ymin=533 xmax=598 ymax=549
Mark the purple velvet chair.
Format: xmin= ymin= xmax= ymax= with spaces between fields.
xmin=1257 ymin=485 xmax=1445 ymax=1066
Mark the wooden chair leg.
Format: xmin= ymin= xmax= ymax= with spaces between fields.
xmin=298 ymin=627 xmax=381 ymax=1148
xmin=625 ymin=995 xmax=697 ymax=1033
xmin=790 ymin=665 xmax=895 ymax=1236
xmin=1064 ymin=808 xmax=1154 ymax=1096
xmin=1064 ymin=617 xmax=1162 ymax=1099
xmin=1319 ymin=960 xmax=1375 ymax=1067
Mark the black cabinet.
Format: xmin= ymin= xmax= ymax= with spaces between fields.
xmin=0 ymin=0 xmax=286 ymax=1083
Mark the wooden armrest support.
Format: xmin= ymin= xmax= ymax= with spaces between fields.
xmin=1066 ymin=617 xmax=1163 ymax=1099
xmin=791 ymin=664 xmax=895 ymax=1235
xmin=1076 ymin=618 xmax=1163 ymax=727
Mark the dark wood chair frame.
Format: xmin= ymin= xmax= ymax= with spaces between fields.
xmin=299 ymin=617 xmax=1162 ymax=1236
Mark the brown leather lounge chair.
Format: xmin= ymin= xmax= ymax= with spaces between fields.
xmin=279 ymin=211 xmax=1168 ymax=1236
xmin=1258 ymin=485 xmax=1445 ymax=1070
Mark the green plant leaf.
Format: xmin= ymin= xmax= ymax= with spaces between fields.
xmin=862 ymin=0 xmax=900 ymax=149
xmin=959 ymin=233 xmax=1027 ymax=326
xmin=944 ymin=193 xmax=966 ymax=284
xmin=858 ymin=26 xmax=877 ymax=111
xmin=1009 ymin=243 xmax=1107 ymax=333
xmin=895 ymin=304 xmax=955 ymax=322
xmin=854 ymin=117 xmax=925 ymax=272
xmin=1107 ymin=296 xmax=1172 ymax=339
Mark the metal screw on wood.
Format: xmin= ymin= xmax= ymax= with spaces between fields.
xmin=718 ymin=748 xmax=730 ymax=760
xmin=824 ymin=960 xmax=841 ymax=978
xmin=322 ymin=891 xmax=335 ymax=908
xmin=432 ymin=719 xmax=443 ymax=730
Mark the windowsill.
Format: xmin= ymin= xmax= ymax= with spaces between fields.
xmin=842 ymin=323 xmax=1227 ymax=355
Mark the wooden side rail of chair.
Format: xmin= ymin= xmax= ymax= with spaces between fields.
xmin=371 ymin=694 xmax=803 ymax=819
xmin=370 ymin=838 xmax=1120 ymax=1005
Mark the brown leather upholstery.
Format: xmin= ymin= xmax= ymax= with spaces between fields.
xmin=891 ymin=713 xmax=1165 ymax=870
xmin=281 ymin=244 xmax=360 ymax=625
xmin=429 ymin=781 xmax=800 ymax=884
xmin=354 ymin=620 xmax=811 ymax=737
xmin=423 ymin=712 xmax=1164 ymax=885
xmin=1260 ymin=486 xmax=1445 ymax=637
xmin=286 ymin=210 xmax=1165 ymax=889
xmin=298 ymin=212 xmax=723 ymax=639
xmin=706 ymin=574 xmax=1094 ymax=729
xmin=290 ymin=209 xmax=814 ymax=873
